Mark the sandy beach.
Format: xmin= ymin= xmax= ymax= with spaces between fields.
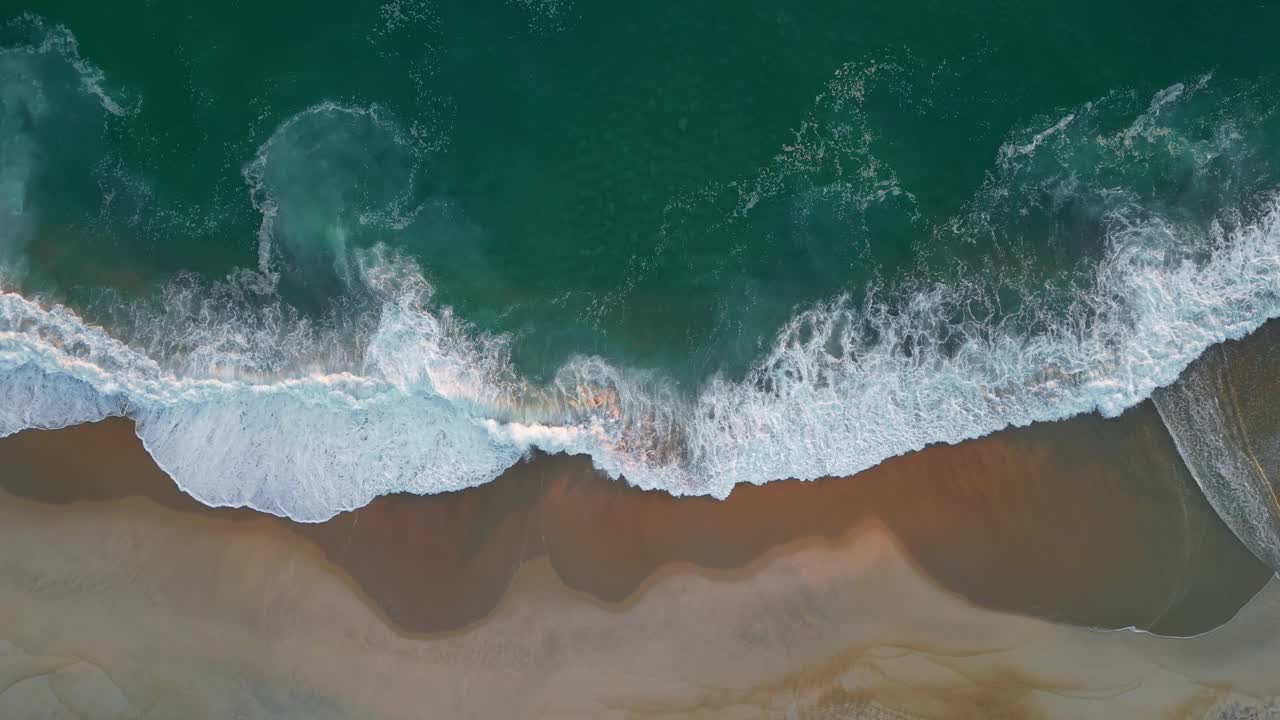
xmin=0 ymin=402 xmax=1276 ymax=719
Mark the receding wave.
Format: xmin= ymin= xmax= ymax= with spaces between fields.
xmin=1155 ymin=322 xmax=1280 ymax=572
xmin=3 ymin=17 xmax=1280 ymax=521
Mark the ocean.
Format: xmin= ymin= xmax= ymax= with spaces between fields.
xmin=2 ymin=0 xmax=1280 ymax=528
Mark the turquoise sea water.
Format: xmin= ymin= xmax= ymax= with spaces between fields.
xmin=3 ymin=1 xmax=1280 ymax=520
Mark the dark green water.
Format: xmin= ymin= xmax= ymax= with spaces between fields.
xmin=7 ymin=0 xmax=1278 ymax=381
xmin=4 ymin=1 xmax=1280 ymax=520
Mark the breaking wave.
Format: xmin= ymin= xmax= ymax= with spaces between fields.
xmin=4 ymin=16 xmax=1280 ymax=521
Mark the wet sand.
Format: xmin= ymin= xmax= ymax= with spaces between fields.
xmin=0 ymin=403 xmax=1268 ymax=638
xmin=0 ymin=398 xmax=1278 ymax=718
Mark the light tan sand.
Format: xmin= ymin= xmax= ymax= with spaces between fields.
xmin=0 ymin=484 xmax=1276 ymax=720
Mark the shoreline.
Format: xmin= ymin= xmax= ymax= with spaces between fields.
xmin=1 ymin=399 xmax=1269 ymax=638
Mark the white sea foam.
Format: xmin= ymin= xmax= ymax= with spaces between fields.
xmin=997 ymin=112 xmax=1076 ymax=166
xmin=2 ymin=14 xmax=134 ymax=118
xmin=3 ymin=191 xmax=1279 ymax=520
xmin=0 ymin=266 xmax=528 ymax=519
xmin=4 ymin=20 xmax=1280 ymax=521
